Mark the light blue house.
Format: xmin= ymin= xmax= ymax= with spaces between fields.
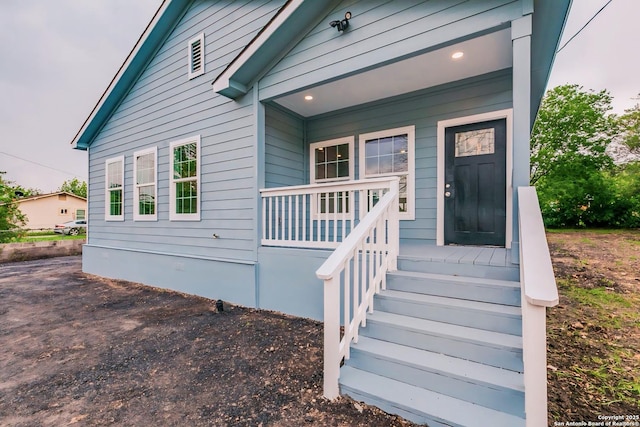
xmin=72 ymin=1 xmax=570 ymax=425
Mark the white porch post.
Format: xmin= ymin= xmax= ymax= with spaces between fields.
xmin=511 ymin=15 xmax=532 ymax=264
xmin=388 ymin=177 xmax=400 ymax=271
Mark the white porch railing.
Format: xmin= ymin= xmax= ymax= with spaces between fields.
xmin=260 ymin=177 xmax=396 ymax=249
xmin=517 ymin=186 xmax=559 ymax=427
xmin=316 ymin=178 xmax=400 ymax=399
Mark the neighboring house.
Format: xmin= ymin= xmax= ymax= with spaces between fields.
xmin=15 ymin=192 xmax=87 ymax=230
xmin=71 ymin=1 xmax=570 ymax=425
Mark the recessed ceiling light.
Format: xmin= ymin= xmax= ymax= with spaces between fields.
xmin=304 ymin=95 xmax=314 ymax=101
xmin=451 ymin=51 xmax=464 ymax=60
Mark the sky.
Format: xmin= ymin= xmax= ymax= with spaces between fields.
xmin=0 ymin=0 xmax=638 ymax=193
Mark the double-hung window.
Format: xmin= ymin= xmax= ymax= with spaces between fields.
xmin=170 ymin=136 xmax=200 ymax=221
xmin=133 ymin=147 xmax=157 ymax=221
xmin=310 ymin=137 xmax=354 ymax=215
xmin=359 ymin=126 xmax=415 ymax=220
xmin=105 ymin=156 xmax=124 ymax=221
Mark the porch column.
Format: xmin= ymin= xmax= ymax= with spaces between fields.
xmin=511 ymin=15 xmax=532 ymax=263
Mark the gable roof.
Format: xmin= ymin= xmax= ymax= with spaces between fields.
xmin=212 ymin=0 xmax=338 ymax=98
xmin=71 ymin=0 xmax=570 ymax=149
xmin=16 ymin=192 xmax=87 ymax=204
xmin=16 ymin=191 xmax=87 ymax=203
xmin=71 ymin=0 xmax=191 ymax=150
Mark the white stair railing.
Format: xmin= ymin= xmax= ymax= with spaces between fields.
xmin=316 ymin=178 xmax=400 ymax=399
xmin=518 ymin=186 xmax=559 ymax=427
xmin=260 ymin=178 xmax=395 ymax=249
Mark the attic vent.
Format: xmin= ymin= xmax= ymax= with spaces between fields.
xmin=188 ymin=33 xmax=205 ymax=79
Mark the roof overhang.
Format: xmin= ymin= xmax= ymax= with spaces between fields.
xmin=212 ymin=0 xmax=339 ymax=99
xmin=272 ymin=29 xmax=513 ymax=117
xmin=71 ymin=0 xmax=191 ymax=150
xmin=530 ymin=0 xmax=572 ymax=121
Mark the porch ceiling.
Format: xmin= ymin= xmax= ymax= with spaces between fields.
xmin=272 ymin=29 xmax=512 ymax=117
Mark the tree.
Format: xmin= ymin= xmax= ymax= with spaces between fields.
xmin=530 ymin=84 xmax=618 ymax=185
xmin=0 ymin=172 xmax=27 ymax=242
xmin=59 ymin=178 xmax=87 ymax=199
xmin=618 ymin=95 xmax=640 ymax=152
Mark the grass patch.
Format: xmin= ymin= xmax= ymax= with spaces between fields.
xmin=546 ymin=228 xmax=629 ymax=235
xmin=10 ymin=231 xmax=85 ymax=243
xmin=566 ymin=286 xmax=632 ymax=309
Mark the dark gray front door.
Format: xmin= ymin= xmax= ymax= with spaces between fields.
xmin=444 ymin=119 xmax=506 ymax=246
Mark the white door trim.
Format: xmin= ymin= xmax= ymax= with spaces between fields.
xmin=436 ymin=109 xmax=513 ymax=247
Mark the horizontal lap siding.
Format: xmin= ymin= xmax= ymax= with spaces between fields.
xmin=88 ymin=0 xmax=286 ymax=262
xmin=305 ymin=71 xmax=512 ymax=243
xmin=260 ymin=0 xmax=520 ymax=100
xmin=265 ymin=105 xmax=305 ymax=188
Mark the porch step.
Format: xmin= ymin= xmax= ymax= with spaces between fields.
xmin=398 ymin=255 xmax=519 ymax=281
xmin=361 ymin=311 xmax=523 ymax=372
xmin=340 ymin=366 xmax=525 ymax=427
xmin=375 ymin=289 xmax=522 ymax=336
xmin=347 ymin=336 xmax=525 ymax=417
xmin=387 ymin=270 xmax=521 ymax=307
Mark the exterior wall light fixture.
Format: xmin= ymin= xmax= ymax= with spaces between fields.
xmin=330 ymin=11 xmax=351 ymax=32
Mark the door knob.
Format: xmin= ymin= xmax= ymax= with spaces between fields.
xmin=444 ymin=191 xmax=451 ymax=198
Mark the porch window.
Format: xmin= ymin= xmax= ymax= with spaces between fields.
xmin=310 ymin=137 xmax=354 ymax=183
xmin=170 ymin=136 xmax=200 ymax=221
xmin=310 ymin=137 xmax=354 ymax=215
xmin=359 ymin=126 xmax=415 ymax=220
xmin=105 ymin=156 xmax=124 ymax=221
xmin=133 ymin=147 xmax=157 ymax=221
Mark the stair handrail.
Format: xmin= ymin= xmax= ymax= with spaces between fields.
xmin=316 ymin=177 xmax=400 ymax=399
xmin=517 ymin=186 xmax=558 ymax=427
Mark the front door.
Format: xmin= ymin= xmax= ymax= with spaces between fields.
xmin=444 ymin=119 xmax=506 ymax=246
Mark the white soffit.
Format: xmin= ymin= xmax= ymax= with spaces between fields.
xmin=273 ymin=29 xmax=512 ymax=117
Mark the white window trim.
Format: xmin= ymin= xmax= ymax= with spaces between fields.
xmin=188 ymin=33 xmax=205 ymax=80
xmin=358 ymin=125 xmax=415 ymax=220
xmin=309 ymin=136 xmax=355 ymax=184
xmin=309 ymin=137 xmax=355 ymax=218
xmin=170 ymin=135 xmax=201 ymax=221
xmin=105 ymin=156 xmax=125 ymax=221
xmin=133 ymin=146 xmax=158 ymax=221
xmin=436 ymin=109 xmax=513 ymax=247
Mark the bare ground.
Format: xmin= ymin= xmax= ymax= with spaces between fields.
xmin=0 ymin=257 xmax=416 ymax=427
xmin=1 ymin=231 xmax=638 ymax=427
xmin=546 ymin=230 xmax=640 ymax=424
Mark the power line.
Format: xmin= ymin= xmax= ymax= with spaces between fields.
xmin=557 ymin=0 xmax=613 ymax=53
xmin=0 ymin=151 xmax=86 ymax=179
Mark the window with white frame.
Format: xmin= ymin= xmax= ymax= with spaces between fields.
xmin=188 ymin=33 xmax=205 ymax=79
xmin=310 ymin=137 xmax=354 ymax=214
xmin=359 ymin=126 xmax=415 ymax=220
xmin=133 ymin=147 xmax=157 ymax=221
xmin=170 ymin=136 xmax=200 ymax=221
xmin=105 ymin=156 xmax=124 ymax=221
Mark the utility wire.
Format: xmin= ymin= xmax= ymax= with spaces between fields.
xmin=557 ymin=0 xmax=613 ymax=53
xmin=0 ymin=151 xmax=86 ymax=179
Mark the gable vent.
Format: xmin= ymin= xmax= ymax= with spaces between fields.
xmin=188 ymin=33 xmax=205 ymax=79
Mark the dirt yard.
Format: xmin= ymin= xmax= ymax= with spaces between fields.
xmin=546 ymin=230 xmax=640 ymax=424
xmin=0 ymin=257 xmax=415 ymax=427
xmin=1 ymin=231 xmax=638 ymax=426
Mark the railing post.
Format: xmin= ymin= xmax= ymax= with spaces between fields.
xmin=518 ymin=186 xmax=559 ymax=427
xmin=323 ymin=276 xmax=340 ymax=399
xmin=388 ymin=178 xmax=400 ymax=271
